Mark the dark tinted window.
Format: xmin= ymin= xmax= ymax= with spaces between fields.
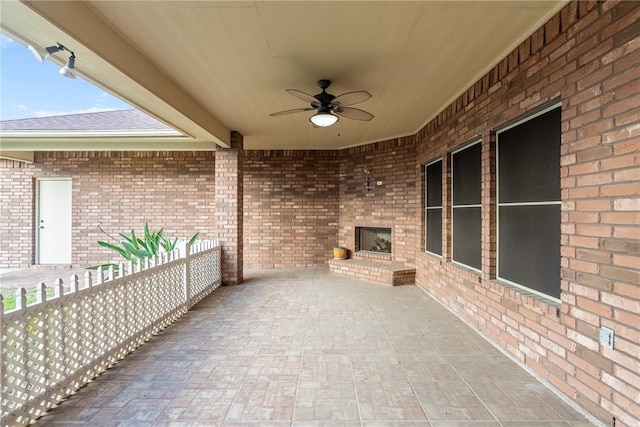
xmin=453 ymin=142 xmax=481 ymax=205
xmin=499 ymin=108 xmax=561 ymax=203
xmin=425 ymin=160 xmax=443 ymax=256
xmin=452 ymin=143 xmax=481 ymax=270
xmin=497 ymin=106 xmax=561 ymax=299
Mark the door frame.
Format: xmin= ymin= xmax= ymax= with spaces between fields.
xmin=35 ymin=177 xmax=72 ymax=265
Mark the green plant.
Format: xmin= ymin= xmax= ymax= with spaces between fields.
xmin=1 ymin=289 xmax=56 ymax=312
xmin=89 ymin=222 xmax=199 ymax=271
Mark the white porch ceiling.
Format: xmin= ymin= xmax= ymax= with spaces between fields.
xmin=0 ymin=0 xmax=567 ymax=150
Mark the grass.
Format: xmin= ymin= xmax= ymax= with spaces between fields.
xmin=1 ymin=287 xmax=62 ymax=312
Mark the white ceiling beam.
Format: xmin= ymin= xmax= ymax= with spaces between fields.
xmin=21 ymin=0 xmax=231 ymax=147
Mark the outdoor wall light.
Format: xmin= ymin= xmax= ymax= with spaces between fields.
xmin=28 ymin=43 xmax=77 ymax=79
xmin=309 ymin=108 xmax=339 ymax=127
xmin=364 ymin=167 xmax=371 ymax=191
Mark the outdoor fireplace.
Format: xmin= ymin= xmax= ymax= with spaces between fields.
xmin=356 ymin=227 xmax=392 ymax=254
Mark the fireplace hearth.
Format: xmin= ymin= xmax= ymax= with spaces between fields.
xmin=356 ymin=227 xmax=392 ymax=254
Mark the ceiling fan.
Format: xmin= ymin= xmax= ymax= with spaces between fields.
xmin=270 ymin=79 xmax=373 ymax=127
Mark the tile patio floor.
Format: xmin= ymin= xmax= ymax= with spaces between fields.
xmin=35 ymin=267 xmax=595 ymax=426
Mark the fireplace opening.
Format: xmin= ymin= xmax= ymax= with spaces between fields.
xmin=356 ymin=227 xmax=392 ymax=254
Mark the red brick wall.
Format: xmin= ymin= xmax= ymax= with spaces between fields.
xmin=216 ymin=131 xmax=244 ymax=285
xmin=242 ymin=139 xmax=418 ymax=268
xmin=415 ymin=2 xmax=639 ymax=426
xmin=0 ymin=151 xmax=216 ymax=268
xmin=243 ymin=150 xmax=340 ymax=268
xmin=0 ymin=159 xmax=35 ymax=267
xmin=339 ymin=137 xmax=418 ymax=265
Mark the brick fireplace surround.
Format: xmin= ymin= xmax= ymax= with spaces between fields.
xmin=1 ymin=2 xmax=638 ymax=426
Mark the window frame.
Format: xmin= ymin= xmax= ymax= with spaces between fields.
xmin=496 ymin=102 xmax=562 ymax=302
xmin=424 ymin=158 xmax=443 ymax=257
xmin=451 ymin=140 xmax=482 ymax=272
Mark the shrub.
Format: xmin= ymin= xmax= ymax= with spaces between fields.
xmin=89 ymin=222 xmax=199 ymax=271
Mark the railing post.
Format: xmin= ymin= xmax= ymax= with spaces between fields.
xmin=36 ymin=278 xmax=52 ymax=410
xmin=55 ymin=278 xmax=65 ymax=298
xmin=36 ymin=282 xmax=47 ymax=304
xmin=119 ymin=262 xmax=127 ymax=350
xmin=85 ymin=270 xmax=99 ymax=374
xmin=70 ymin=274 xmax=79 ymax=294
xmin=184 ymin=243 xmax=192 ymax=310
xmin=96 ymin=267 xmax=104 ymax=285
xmin=16 ymin=287 xmax=27 ymax=310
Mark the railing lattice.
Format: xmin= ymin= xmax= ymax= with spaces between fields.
xmin=1 ymin=241 xmax=221 ymax=426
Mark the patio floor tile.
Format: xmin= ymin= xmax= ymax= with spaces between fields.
xmin=33 ymin=267 xmax=594 ymax=426
xmin=356 ymin=381 xmax=427 ymax=421
xmin=294 ymin=382 xmax=359 ymax=421
xmin=412 ymin=381 xmax=495 ymax=421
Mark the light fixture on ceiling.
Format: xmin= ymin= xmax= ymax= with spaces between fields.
xmin=28 ymin=44 xmax=63 ymax=62
xmin=59 ymin=54 xmax=77 ymax=79
xmin=28 ymin=42 xmax=77 ymax=79
xmin=309 ymin=108 xmax=339 ymax=127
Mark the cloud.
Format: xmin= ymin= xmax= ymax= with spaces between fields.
xmin=16 ymin=104 xmax=27 ymax=110
xmin=0 ymin=34 xmax=16 ymax=48
xmin=95 ymin=90 xmax=128 ymax=107
xmin=33 ymin=106 xmax=119 ymax=118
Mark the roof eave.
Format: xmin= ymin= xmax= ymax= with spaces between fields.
xmin=0 ymin=133 xmax=217 ymax=151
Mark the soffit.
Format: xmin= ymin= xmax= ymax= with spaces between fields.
xmin=1 ymin=0 xmax=567 ymax=150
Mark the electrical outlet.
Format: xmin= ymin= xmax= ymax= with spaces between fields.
xmin=599 ymin=326 xmax=614 ymax=350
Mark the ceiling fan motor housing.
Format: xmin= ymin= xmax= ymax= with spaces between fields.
xmin=314 ymin=80 xmax=336 ymax=107
xmin=317 ymin=79 xmax=331 ymax=90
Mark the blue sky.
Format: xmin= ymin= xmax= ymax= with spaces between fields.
xmin=0 ymin=34 xmax=133 ymax=121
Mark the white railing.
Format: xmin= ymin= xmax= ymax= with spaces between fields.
xmin=0 ymin=240 xmax=221 ymax=426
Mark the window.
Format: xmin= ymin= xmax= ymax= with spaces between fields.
xmin=452 ymin=142 xmax=481 ymax=270
xmin=425 ymin=159 xmax=442 ymax=256
xmin=497 ymin=105 xmax=561 ymax=300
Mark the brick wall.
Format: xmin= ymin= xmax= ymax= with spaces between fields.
xmin=242 ymin=138 xmax=418 ymax=269
xmin=0 ymin=159 xmax=35 ymax=267
xmin=0 ymin=151 xmax=216 ymax=268
xmin=243 ymin=150 xmax=340 ymax=268
xmin=415 ymin=1 xmax=639 ymax=426
xmin=215 ymin=131 xmax=244 ymax=285
xmin=339 ymin=137 xmax=418 ymax=265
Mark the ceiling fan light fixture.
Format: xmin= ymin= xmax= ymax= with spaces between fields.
xmin=310 ymin=112 xmax=338 ymax=127
xmin=272 ymin=80 xmax=371 ymax=127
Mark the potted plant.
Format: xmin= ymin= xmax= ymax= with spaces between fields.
xmin=333 ymin=246 xmax=347 ymax=260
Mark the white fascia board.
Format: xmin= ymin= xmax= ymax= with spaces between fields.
xmin=0 ymin=134 xmax=217 ymax=151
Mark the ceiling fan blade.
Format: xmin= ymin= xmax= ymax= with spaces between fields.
xmin=286 ymin=89 xmax=319 ymax=104
xmin=269 ymin=107 xmax=314 ymax=117
xmin=332 ymin=91 xmax=372 ymax=106
xmin=334 ymin=107 xmax=374 ymax=121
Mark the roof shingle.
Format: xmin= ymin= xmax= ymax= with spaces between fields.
xmin=0 ymin=110 xmax=172 ymax=132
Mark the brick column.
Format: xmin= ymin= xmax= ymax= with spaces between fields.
xmin=215 ymin=131 xmax=244 ymax=285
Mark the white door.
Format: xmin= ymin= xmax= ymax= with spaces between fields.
xmin=37 ymin=178 xmax=72 ymax=264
